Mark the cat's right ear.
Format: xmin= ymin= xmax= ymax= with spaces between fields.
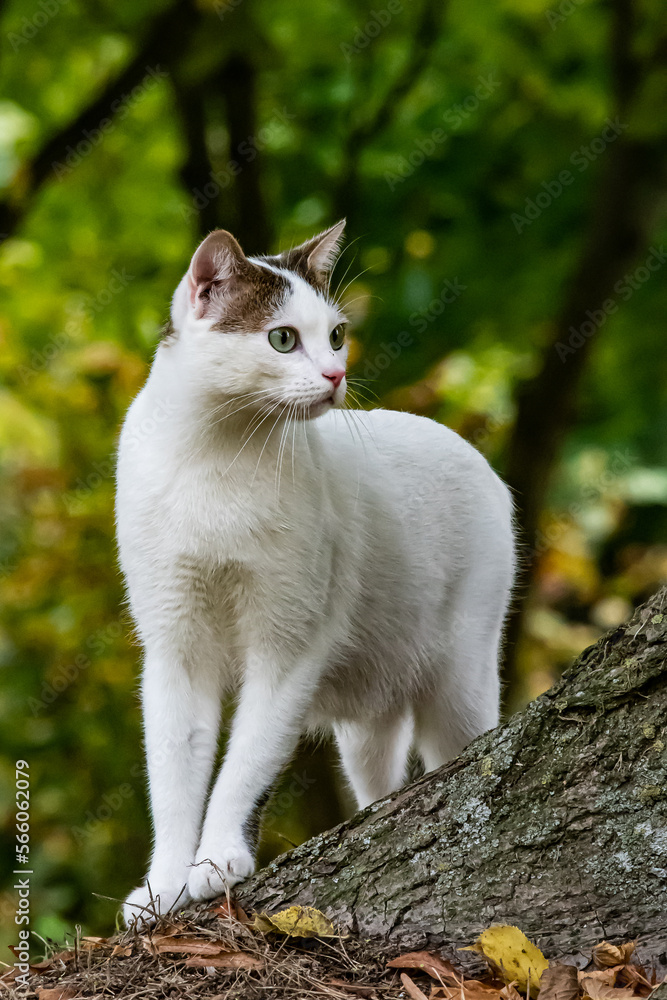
xmin=187 ymin=230 xmax=249 ymax=319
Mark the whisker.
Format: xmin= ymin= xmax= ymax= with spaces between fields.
xmin=290 ymin=403 xmax=298 ymax=484
xmin=337 ymin=293 xmax=384 ymax=312
xmin=331 ymin=244 xmax=361 ymax=302
xmin=326 ymin=235 xmax=363 ymax=298
xmin=249 ymin=403 xmax=284 ymax=488
xmin=345 ymin=385 xmax=378 ymax=409
xmin=335 ymin=264 xmax=377 ymax=308
xmin=219 ymin=400 xmax=284 ymax=478
xmin=208 ymin=391 xmax=276 ymax=430
xmin=275 ymin=402 xmax=295 ymax=499
xmin=345 ymin=379 xmax=381 ymax=403
xmin=340 ymin=406 xmax=368 ymax=457
xmin=344 ymin=400 xmax=378 ymax=454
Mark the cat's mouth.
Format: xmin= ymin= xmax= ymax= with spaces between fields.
xmin=304 ymin=394 xmax=335 ymax=418
xmin=269 ymin=392 xmax=338 ymax=420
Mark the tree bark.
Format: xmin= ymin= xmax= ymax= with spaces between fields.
xmin=237 ymin=586 xmax=667 ymax=970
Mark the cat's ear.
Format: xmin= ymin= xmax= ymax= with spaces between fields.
xmin=188 ymin=230 xmax=250 ymax=319
xmin=287 ymin=219 xmax=346 ymax=287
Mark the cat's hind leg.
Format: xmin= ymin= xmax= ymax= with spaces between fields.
xmin=415 ymin=520 xmax=511 ymax=774
xmin=414 ymin=619 xmax=502 ymax=774
xmin=334 ymin=712 xmax=413 ymax=810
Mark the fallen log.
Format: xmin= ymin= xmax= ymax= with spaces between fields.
xmin=237 ymin=586 xmax=667 ymax=970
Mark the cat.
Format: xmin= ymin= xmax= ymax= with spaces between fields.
xmin=116 ymin=220 xmax=515 ymax=925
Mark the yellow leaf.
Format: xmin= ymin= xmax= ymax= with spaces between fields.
xmin=252 ymin=905 xmax=336 ymax=938
xmin=463 ymin=925 xmax=549 ymax=997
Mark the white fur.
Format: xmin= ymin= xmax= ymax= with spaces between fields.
xmin=116 ymin=240 xmax=515 ymax=925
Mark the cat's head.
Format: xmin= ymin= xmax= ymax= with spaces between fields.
xmin=168 ymin=221 xmax=348 ymax=419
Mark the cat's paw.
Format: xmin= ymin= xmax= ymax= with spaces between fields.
xmin=123 ymin=881 xmax=191 ymax=927
xmin=188 ymin=843 xmax=255 ymax=901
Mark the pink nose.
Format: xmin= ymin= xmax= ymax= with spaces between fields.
xmin=323 ymin=369 xmax=345 ymax=389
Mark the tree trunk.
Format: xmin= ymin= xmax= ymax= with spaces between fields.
xmin=500 ymin=0 xmax=667 ymax=706
xmin=238 ymin=586 xmax=667 ymax=969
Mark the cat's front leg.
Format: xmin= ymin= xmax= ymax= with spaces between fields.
xmin=188 ymin=653 xmax=318 ymax=902
xmin=124 ymin=651 xmax=221 ymax=925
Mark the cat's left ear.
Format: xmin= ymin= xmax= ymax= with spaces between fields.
xmin=286 ymin=219 xmax=346 ymax=287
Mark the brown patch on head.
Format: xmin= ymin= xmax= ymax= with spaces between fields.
xmin=210 ymin=265 xmax=289 ymax=334
xmin=257 ymin=251 xmax=327 ymax=295
xmin=182 ymin=222 xmax=346 ymax=333
xmin=187 ymin=229 xmax=289 ymax=334
xmin=258 ymin=220 xmax=346 ymax=297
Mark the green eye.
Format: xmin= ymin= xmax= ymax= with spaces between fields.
xmin=330 ymin=324 xmax=346 ymax=351
xmin=268 ymin=327 xmax=298 ymax=353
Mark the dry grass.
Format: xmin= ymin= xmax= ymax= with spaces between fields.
xmin=2 ymin=901 xmax=405 ymax=1000
xmin=2 ymin=900 xmax=661 ymax=1000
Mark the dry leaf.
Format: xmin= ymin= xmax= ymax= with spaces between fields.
xmin=387 ymin=951 xmax=459 ymax=982
xmin=539 ymin=963 xmax=580 ymax=1000
xmin=400 ymin=972 xmax=430 ymax=1000
xmin=580 ymin=977 xmax=636 ymax=1000
xmin=183 ymin=951 xmax=263 ymax=970
xmin=464 ymin=925 xmax=549 ymax=997
xmin=580 ymin=969 xmax=623 ymax=987
xmin=435 ymin=980 xmax=504 ymax=1000
xmin=149 ymin=935 xmax=229 ymax=956
xmin=325 ymin=977 xmax=376 ymax=997
xmin=501 ymin=984 xmax=524 ymax=1000
xmin=111 ymin=944 xmax=133 ymax=958
xmin=148 ymin=922 xmax=184 ymax=938
xmin=51 ymin=951 xmax=76 ymax=965
xmin=209 ymin=899 xmax=249 ymax=923
xmin=37 ymin=989 xmax=79 ymax=1000
xmin=593 ymin=944 xmax=636 ymax=970
xmin=253 ymin=905 xmax=336 ymax=938
xmin=616 ymin=964 xmax=654 ymax=994
xmin=80 ymin=936 xmax=106 ymax=950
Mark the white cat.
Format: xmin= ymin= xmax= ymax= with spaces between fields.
xmin=116 ymin=221 xmax=515 ymax=925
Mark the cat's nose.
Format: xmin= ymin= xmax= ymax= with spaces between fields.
xmin=323 ymin=369 xmax=345 ymax=389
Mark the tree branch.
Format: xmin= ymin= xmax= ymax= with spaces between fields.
xmin=0 ymin=0 xmax=200 ymax=241
xmin=334 ymin=0 xmax=448 ymax=221
xmin=215 ymin=52 xmax=273 ymax=253
xmin=170 ymin=79 xmax=221 ymax=239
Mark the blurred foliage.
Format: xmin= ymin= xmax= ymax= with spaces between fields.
xmin=0 ymin=0 xmax=666 ymax=964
